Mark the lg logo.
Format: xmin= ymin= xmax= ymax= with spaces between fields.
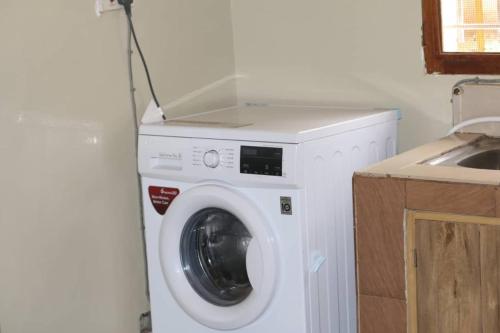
xmin=280 ymin=196 xmax=293 ymax=215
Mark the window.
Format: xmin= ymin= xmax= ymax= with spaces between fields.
xmin=422 ymin=0 xmax=500 ymax=74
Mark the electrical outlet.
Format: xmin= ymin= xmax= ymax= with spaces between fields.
xmin=95 ymin=0 xmax=122 ymax=16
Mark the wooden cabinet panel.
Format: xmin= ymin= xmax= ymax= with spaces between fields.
xmin=359 ymin=295 xmax=406 ymax=333
xmin=406 ymin=181 xmax=496 ymax=217
xmin=407 ymin=212 xmax=500 ymax=333
xmin=480 ymin=225 xmax=500 ymax=332
xmin=355 ymin=175 xmax=500 ymax=332
xmin=415 ymin=220 xmax=481 ymax=333
xmin=354 ymin=176 xmax=406 ymax=299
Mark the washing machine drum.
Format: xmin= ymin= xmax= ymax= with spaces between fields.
xmin=180 ymin=207 xmax=252 ymax=306
xmin=159 ymin=185 xmax=278 ymax=330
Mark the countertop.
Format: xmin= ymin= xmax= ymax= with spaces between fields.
xmin=357 ymin=133 xmax=500 ymax=186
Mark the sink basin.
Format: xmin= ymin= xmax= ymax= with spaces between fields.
xmin=457 ymin=149 xmax=500 ymax=170
xmin=425 ymin=137 xmax=500 ymax=170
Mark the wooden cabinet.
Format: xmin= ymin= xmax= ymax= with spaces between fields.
xmin=354 ymin=176 xmax=500 ymax=333
xmin=406 ymin=211 xmax=500 ymax=333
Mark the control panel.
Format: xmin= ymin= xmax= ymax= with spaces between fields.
xmin=240 ymin=146 xmax=283 ymax=176
xmin=139 ymin=136 xmax=297 ymax=185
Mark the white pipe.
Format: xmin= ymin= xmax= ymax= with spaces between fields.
xmin=448 ymin=116 xmax=500 ymax=136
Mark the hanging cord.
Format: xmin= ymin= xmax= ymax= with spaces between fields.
xmin=125 ymin=9 xmax=151 ymax=302
xmin=120 ymin=0 xmax=166 ymax=119
xmin=127 ymin=23 xmax=139 ymax=138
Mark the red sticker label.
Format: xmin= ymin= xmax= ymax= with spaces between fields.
xmin=148 ymin=187 xmax=180 ymax=215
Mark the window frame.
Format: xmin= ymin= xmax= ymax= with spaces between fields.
xmin=422 ymin=0 xmax=500 ymax=74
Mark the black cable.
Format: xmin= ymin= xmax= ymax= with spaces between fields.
xmin=119 ymin=0 xmax=157 ymax=304
xmin=120 ymin=0 xmax=165 ymax=119
xmin=126 ymin=18 xmax=151 ymax=302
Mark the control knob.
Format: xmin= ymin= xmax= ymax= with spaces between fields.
xmin=203 ymin=150 xmax=220 ymax=168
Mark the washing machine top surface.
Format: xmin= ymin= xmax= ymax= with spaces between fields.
xmin=139 ymin=105 xmax=399 ymax=143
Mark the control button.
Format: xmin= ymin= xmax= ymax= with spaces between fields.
xmin=203 ymin=150 xmax=220 ymax=168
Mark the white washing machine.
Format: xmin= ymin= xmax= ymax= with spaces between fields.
xmin=138 ymin=105 xmax=399 ymax=333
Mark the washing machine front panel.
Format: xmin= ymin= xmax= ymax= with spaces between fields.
xmin=142 ymin=176 xmax=308 ymax=333
xmin=158 ymin=184 xmax=280 ymax=330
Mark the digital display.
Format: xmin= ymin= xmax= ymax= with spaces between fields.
xmin=240 ymin=146 xmax=283 ymax=176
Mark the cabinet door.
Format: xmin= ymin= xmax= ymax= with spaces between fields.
xmin=406 ymin=211 xmax=500 ymax=333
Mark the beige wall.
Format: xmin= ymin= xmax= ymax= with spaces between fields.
xmin=3 ymin=0 xmax=498 ymax=332
xmin=229 ymin=0 xmax=496 ymax=151
xmin=0 ymin=1 xmax=235 ymax=332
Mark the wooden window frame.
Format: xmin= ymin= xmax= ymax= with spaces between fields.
xmin=422 ymin=0 xmax=500 ymax=74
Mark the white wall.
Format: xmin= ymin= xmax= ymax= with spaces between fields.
xmin=230 ymin=0 xmax=487 ymax=151
xmin=0 ymin=1 xmax=235 ymax=332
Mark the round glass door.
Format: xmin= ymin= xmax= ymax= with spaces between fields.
xmin=180 ymin=208 xmax=253 ymax=306
xmin=159 ymin=185 xmax=278 ymax=330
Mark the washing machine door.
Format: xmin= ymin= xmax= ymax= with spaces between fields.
xmin=159 ymin=185 xmax=278 ymax=330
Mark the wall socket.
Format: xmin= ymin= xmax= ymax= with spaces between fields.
xmin=95 ymin=0 xmax=123 ymax=16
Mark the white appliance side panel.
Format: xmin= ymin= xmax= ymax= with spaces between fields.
xmin=140 ymin=178 xmax=308 ymax=333
xmin=301 ymin=120 xmax=398 ymax=333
